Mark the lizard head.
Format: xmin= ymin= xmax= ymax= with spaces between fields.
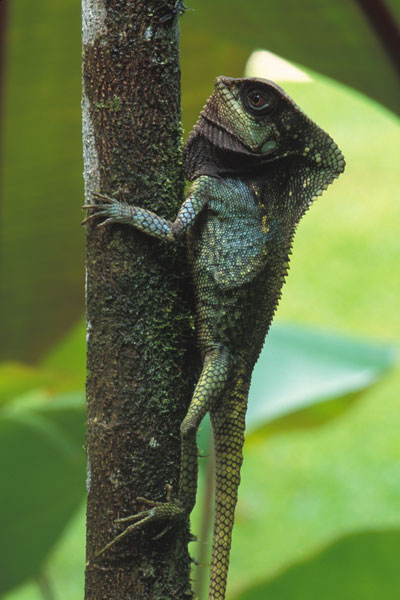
xmin=183 ymin=76 xmax=345 ymax=203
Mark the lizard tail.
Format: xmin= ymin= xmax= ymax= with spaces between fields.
xmin=208 ymin=369 xmax=250 ymax=600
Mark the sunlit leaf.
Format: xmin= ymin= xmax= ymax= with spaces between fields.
xmin=247 ymin=323 xmax=395 ymax=431
xmin=234 ymin=529 xmax=400 ymax=600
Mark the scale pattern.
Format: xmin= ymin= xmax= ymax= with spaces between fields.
xmin=84 ymin=76 xmax=345 ymax=599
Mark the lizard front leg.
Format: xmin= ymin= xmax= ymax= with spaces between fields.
xmin=82 ymin=175 xmax=212 ymax=240
xmin=82 ymin=193 xmax=177 ymax=241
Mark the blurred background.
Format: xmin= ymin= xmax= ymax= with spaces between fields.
xmin=0 ymin=1 xmax=399 ymax=598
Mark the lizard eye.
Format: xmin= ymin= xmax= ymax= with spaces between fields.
xmin=242 ymin=87 xmax=277 ymax=117
xmin=248 ymin=91 xmax=265 ymax=108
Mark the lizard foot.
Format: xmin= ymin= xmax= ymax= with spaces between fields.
xmin=95 ymin=486 xmax=185 ymax=558
xmin=81 ymin=192 xmax=128 ymax=228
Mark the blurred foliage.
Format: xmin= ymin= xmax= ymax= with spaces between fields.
xmin=226 ymin=370 xmax=400 ymax=598
xmin=2 ymin=0 xmax=400 ymax=361
xmin=235 ymin=529 xmax=400 ymax=600
xmin=181 ymin=0 xmax=400 ymax=126
xmin=1 ymin=0 xmax=400 ymax=598
xmin=0 ymin=390 xmax=85 ymax=594
xmin=1 ymin=0 xmax=83 ymax=361
xmin=1 ymin=322 xmax=395 ymax=597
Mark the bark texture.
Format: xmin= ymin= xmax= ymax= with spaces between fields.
xmin=82 ymin=1 xmax=196 ymax=598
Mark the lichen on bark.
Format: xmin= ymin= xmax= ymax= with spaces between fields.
xmin=82 ymin=2 xmax=196 ymax=598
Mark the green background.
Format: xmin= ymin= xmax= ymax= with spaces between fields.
xmin=1 ymin=1 xmax=399 ymax=598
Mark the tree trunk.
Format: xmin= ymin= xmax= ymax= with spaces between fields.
xmin=82 ymin=1 xmax=196 ymax=598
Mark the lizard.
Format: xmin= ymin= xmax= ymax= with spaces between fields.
xmin=83 ymin=76 xmax=345 ymax=600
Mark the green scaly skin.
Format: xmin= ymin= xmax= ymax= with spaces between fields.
xmin=84 ymin=76 xmax=345 ymax=599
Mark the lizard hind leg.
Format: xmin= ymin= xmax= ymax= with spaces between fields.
xmin=208 ymin=370 xmax=250 ymax=600
xmin=178 ymin=346 xmax=233 ymax=517
xmin=94 ymin=347 xmax=232 ymax=560
xmin=96 ymin=348 xmax=233 ymax=567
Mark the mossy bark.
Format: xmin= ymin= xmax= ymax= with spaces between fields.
xmin=82 ymin=1 xmax=196 ymax=598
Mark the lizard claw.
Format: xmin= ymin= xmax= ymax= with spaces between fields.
xmin=96 ymin=217 xmax=119 ymax=229
xmin=81 ymin=211 xmax=115 ymax=227
xmin=152 ymin=523 xmax=173 ymax=540
xmin=81 ymin=211 xmax=106 ymax=226
xmin=92 ymin=191 xmax=116 ymax=204
xmin=81 ymin=192 xmax=125 ymax=228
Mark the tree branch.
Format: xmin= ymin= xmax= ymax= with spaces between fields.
xmin=82 ymin=1 xmax=196 ymax=597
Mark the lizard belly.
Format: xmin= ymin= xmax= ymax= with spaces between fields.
xmin=199 ymin=217 xmax=268 ymax=290
xmin=191 ymin=177 xmax=269 ymax=291
xmin=187 ymin=177 xmax=293 ymax=359
xmin=189 ymin=212 xmax=271 ymax=355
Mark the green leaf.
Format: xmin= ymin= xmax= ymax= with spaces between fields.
xmin=234 ymin=529 xmax=400 ymax=600
xmin=196 ymin=323 xmax=395 ymax=453
xmin=195 ymin=322 xmax=395 ymax=489
xmin=0 ymin=391 xmax=86 ymax=594
xmin=181 ymin=0 xmax=400 ymax=123
xmin=2 ymin=506 xmax=86 ymax=600
xmin=247 ymin=323 xmax=396 ymax=431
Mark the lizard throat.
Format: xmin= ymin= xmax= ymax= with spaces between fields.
xmin=198 ymin=113 xmax=277 ymax=159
